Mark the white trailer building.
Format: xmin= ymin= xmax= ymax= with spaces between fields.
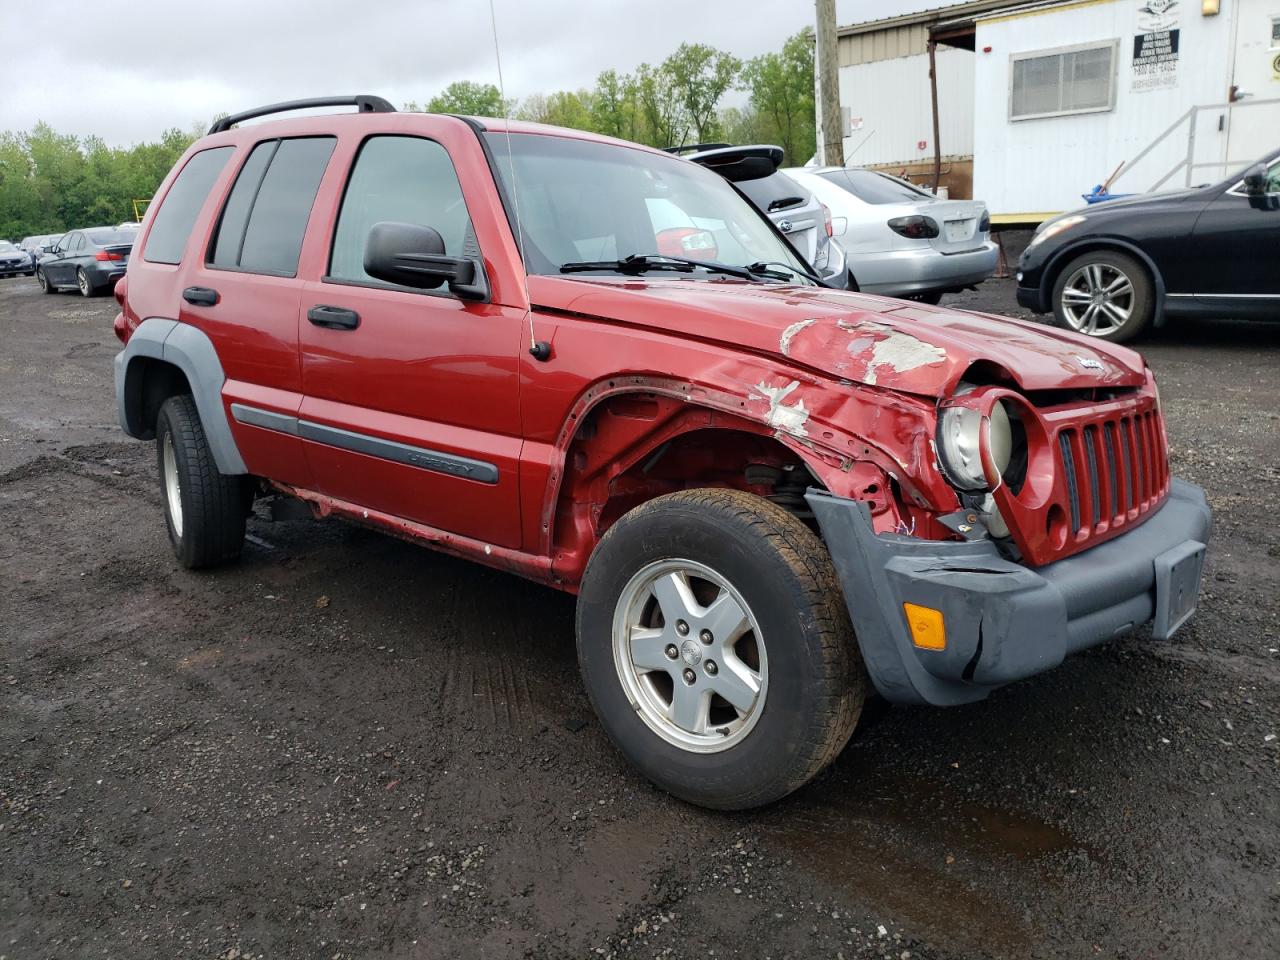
xmin=827 ymin=0 xmax=1280 ymax=222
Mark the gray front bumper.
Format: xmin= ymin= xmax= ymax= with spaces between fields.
xmin=807 ymin=479 xmax=1212 ymax=706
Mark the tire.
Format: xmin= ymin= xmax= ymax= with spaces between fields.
xmin=576 ymin=488 xmax=866 ymax=810
xmin=37 ymin=269 xmax=56 ymax=295
xmin=76 ymin=267 xmax=95 ymax=298
xmin=1051 ymin=250 xmax=1154 ymax=343
xmin=155 ymin=394 xmax=250 ymax=569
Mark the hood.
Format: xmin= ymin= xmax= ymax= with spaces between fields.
xmin=527 ymin=276 xmax=1146 ymax=398
xmin=1040 ymin=187 xmax=1205 ymax=231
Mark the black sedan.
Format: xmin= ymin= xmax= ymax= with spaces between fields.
xmin=0 ymin=241 xmax=35 ymax=278
xmin=1017 ymin=149 xmax=1280 ymax=342
xmin=37 ymin=226 xmax=137 ymax=297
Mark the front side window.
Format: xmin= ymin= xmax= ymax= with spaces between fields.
xmin=1011 ymin=42 xmax=1117 ymax=121
xmin=484 ymin=133 xmax=813 ymax=281
xmin=328 ymin=136 xmax=474 ymax=285
xmin=143 ymin=146 xmax=234 ymax=265
xmin=209 ymin=136 xmax=336 ymax=276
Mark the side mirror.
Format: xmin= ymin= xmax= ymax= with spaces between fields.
xmin=1242 ymin=163 xmax=1269 ymax=198
xmin=363 ymin=221 xmax=487 ymax=300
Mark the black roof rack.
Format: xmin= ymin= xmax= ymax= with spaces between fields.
xmin=208 ymin=95 xmax=396 ymax=135
xmin=662 ymin=142 xmax=733 ymax=155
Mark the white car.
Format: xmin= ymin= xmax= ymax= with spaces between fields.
xmin=784 ymin=166 xmax=998 ymax=303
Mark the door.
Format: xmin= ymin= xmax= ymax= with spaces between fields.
xmin=1226 ymin=0 xmax=1280 ymax=164
xmin=46 ymin=232 xmax=81 ymax=284
xmin=1187 ymin=157 xmax=1280 ymax=304
xmin=298 ymin=134 xmax=524 ymax=549
xmin=181 ymin=135 xmax=338 ymax=488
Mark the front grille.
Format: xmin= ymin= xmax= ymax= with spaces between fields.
xmin=1054 ymin=407 xmax=1168 ymax=542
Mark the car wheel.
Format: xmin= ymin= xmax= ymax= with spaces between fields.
xmin=155 ymin=394 xmax=251 ymax=569
xmin=37 ymin=269 xmax=56 ymax=295
xmin=76 ymin=268 xmax=94 ymax=297
xmin=576 ymin=488 xmax=866 ymax=810
xmin=1051 ymin=250 xmax=1154 ymax=343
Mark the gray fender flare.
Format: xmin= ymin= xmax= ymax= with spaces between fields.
xmin=114 ymin=317 xmax=248 ymax=475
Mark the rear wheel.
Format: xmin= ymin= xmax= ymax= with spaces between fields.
xmin=155 ymin=395 xmax=251 ymax=569
xmin=576 ymin=488 xmax=866 ymax=810
xmin=1051 ymin=250 xmax=1154 ymax=343
xmin=76 ymin=268 xmax=94 ymax=298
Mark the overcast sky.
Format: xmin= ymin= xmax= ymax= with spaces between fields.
xmin=2 ymin=0 xmax=935 ymax=146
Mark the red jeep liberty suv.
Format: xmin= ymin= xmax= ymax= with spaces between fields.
xmin=113 ymin=96 xmax=1212 ymax=809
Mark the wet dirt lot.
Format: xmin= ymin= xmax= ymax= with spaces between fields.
xmin=1 ymin=272 xmax=1277 ymax=960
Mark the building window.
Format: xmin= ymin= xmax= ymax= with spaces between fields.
xmin=1010 ymin=41 xmax=1118 ymax=121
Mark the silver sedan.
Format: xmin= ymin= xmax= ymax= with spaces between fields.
xmin=785 ymin=166 xmax=998 ymax=303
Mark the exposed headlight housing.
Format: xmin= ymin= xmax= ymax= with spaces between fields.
xmin=937 ymin=400 xmax=1013 ymax=491
xmin=1027 ymin=214 xmax=1086 ymax=249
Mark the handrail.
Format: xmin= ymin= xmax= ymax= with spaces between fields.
xmin=208 ymin=95 xmax=396 ymax=135
xmin=1109 ymin=97 xmax=1280 ymax=192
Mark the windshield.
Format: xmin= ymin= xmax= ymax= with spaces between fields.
xmin=737 ymin=172 xmax=809 ymax=213
xmin=0 ymin=242 xmax=17 ymax=252
xmin=84 ymin=228 xmax=136 ymax=246
xmin=484 ymin=133 xmax=813 ymax=282
xmin=819 ymin=169 xmax=935 ymax=205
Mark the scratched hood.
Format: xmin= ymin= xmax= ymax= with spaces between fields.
xmin=528 ymin=276 xmax=1147 ymax=397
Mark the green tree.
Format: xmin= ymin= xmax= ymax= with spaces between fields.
xmin=591 ymin=69 xmax=644 ymax=142
xmin=634 ymin=62 xmax=686 ymax=148
xmin=413 ymin=81 xmax=512 ymax=117
xmin=740 ymin=29 xmax=817 ymax=164
xmin=664 ymin=43 xmax=740 ymax=143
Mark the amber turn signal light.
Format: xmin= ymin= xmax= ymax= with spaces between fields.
xmin=903 ymin=603 xmax=946 ymax=650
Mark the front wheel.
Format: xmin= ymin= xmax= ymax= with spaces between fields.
xmin=37 ymin=269 xmax=56 ymax=294
xmin=576 ymin=489 xmax=866 ymax=810
xmin=155 ymin=394 xmax=251 ymax=569
xmin=1051 ymin=250 xmax=1154 ymax=342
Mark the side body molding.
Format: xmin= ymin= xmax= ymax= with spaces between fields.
xmin=114 ymin=317 xmax=248 ymax=475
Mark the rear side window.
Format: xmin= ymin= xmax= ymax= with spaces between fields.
xmin=143 ymin=146 xmax=234 ymax=265
xmin=328 ymin=136 xmax=474 ymax=285
xmin=819 ymin=169 xmax=934 ymax=205
xmin=209 ymin=137 xmax=336 ymax=277
xmin=737 ymin=173 xmax=809 ymax=213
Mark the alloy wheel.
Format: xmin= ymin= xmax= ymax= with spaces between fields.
xmin=162 ymin=430 xmax=184 ymax=539
xmin=611 ymin=558 xmax=768 ymax=753
xmin=1059 ymin=262 xmax=1134 ymax=336
xmin=77 ymin=269 xmax=89 ymax=296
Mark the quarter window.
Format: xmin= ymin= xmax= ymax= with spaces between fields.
xmin=209 ymin=137 xmax=336 ymax=277
xmin=328 ymin=136 xmax=474 ymax=286
xmin=1010 ymin=42 xmax=1117 ymax=121
xmin=143 ymin=146 xmax=233 ymax=265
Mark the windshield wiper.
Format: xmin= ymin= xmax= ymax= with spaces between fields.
xmin=746 ymin=260 xmax=820 ymax=283
xmin=560 ymin=253 xmax=781 ymax=283
xmin=560 ymin=254 xmax=695 ymax=276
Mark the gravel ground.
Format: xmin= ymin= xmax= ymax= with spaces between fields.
xmin=1 ymin=266 xmax=1277 ymax=960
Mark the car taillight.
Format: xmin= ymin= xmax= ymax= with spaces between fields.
xmin=95 ymin=250 xmax=124 ymax=261
xmin=978 ymin=210 xmax=990 ymax=233
xmin=887 ymin=215 xmax=940 ymax=240
xmin=822 ymin=203 xmax=834 ymax=238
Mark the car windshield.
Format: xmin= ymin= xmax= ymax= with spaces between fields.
xmin=0 ymin=242 xmax=17 ymax=252
xmin=736 ymin=172 xmax=809 ymax=213
xmin=484 ymin=133 xmax=813 ymax=282
xmin=819 ymin=169 xmax=935 ymax=205
xmin=84 ymin=228 xmax=136 ymax=246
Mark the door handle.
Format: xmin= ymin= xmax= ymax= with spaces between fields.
xmin=182 ymin=286 xmax=219 ymax=306
xmin=307 ymin=305 xmax=360 ymax=330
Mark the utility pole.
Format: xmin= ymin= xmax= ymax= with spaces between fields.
xmin=816 ymin=0 xmax=845 ymax=166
